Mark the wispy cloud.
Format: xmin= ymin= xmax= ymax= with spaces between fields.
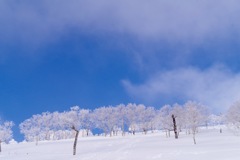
xmin=122 ymin=65 xmax=240 ymax=113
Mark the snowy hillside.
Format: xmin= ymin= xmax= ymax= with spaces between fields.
xmin=1 ymin=126 xmax=240 ymax=160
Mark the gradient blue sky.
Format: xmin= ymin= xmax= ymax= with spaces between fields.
xmin=1 ymin=0 xmax=240 ymax=141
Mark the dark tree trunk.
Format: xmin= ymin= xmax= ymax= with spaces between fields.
xmin=172 ymin=114 xmax=178 ymax=139
xmin=86 ymin=129 xmax=89 ymax=136
xmin=0 ymin=141 xmax=1 ymax=152
xmin=72 ymin=126 xmax=79 ymax=155
xmin=143 ymin=128 xmax=147 ymax=135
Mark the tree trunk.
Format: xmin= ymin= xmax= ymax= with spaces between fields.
xmin=122 ymin=120 xmax=125 ymax=136
xmin=72 ymin=126 xmax=79 ymax=155
xmin=0 ymin=141 xmax=2 ymax=152
xmin=143 ymin=128 xmax=147 ymax=135
xmin=151 ymin=123 xmax=154 ymax=133
xmin=53 ymin=132 xmax=55 ymax=140
xmin=86 ymin=129 xmax=89 ymax=136
xmin=193 ymin=132 xmax=196 ymax=144
xmin=110 ymin=129 xmax=113 ymax=137
xmin=35 ymin=136 xmax=39 ymax=146
xmin=172 ymin=114 xmax=178 ymax=139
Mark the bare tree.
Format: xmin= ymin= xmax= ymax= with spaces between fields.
xmin=71 ymin=125 xmax=79 ymax=156
xmin=62 ymin=106 xmax=82 ymax=155
xmin=171 ymin=103 xmax=185 ymax=136
xmin=172 ymin=114 xmax=178 ymax=139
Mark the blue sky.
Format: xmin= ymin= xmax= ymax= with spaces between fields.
xmin=1 ymin=0 xmax=240 ymax=141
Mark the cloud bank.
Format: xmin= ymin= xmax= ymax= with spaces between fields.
xmin=123 ymin=66 xmax=240 ymax=113
xmin=1 ymin=0 xmax=240 ymax=45
xmin=1 ymin=0 xmax=240 ymax=71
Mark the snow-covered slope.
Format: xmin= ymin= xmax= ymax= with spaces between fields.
xmin=1 ymin=127 xmax=240 ymax=160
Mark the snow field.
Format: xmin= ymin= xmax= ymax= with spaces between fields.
xmin=1 ymin=127 xmax=240 ymax=160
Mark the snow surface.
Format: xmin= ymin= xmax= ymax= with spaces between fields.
xmin=1 ymin=126 xmax=240 ymax=160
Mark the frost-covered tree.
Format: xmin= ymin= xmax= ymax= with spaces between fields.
xmin=61 ymin=106 xmax=82 ymax=155
xmin=125 ymin=103 xmax=141 ymax=135
xmin=80 ymin=109 xmax=94 ymax=137
xmin=39 ymin=112 xmax=52 ymax=140
xmin=171 ymin=103 xmax=185 ymax=138
xmin=146 ymin=106 xmax=157 ymax=133
xmin=0 ymin=121 xmax=14 ymax=152
xmin=109 ymin=107 xmax=122 ymax=136
xmin=115 ymin=104 xmax=127 ymax=136
xmin=208 ymin=114 xmax=224 ymax=126
xmin=19 ymin=114 xmax=42 ymax=145
xmin=50 ymin=111 xmax=64 ymax=140
xmin=226 ymin=101 xmax=240 ymax=131
xmin=138 ymin=106 xmax=156 ymax=134
xmin=133 ymin=104 xmax=147 ymax=133
xmin=184 ymin=101 xmax=207 ymax=144
xmin=158 ymin=105 xmax=173 ymax=137
xmin=93 ymin=106 xmax=120 ymax=136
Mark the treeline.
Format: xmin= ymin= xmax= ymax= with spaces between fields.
xmin=0 ymin=100 xmax=234 ymax=154
xmin=19 ymin=101 xmax=217 ymax=143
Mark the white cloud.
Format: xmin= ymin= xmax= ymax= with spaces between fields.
xmin=122 ymin=65 xmax=240 ymax=113
xmin=1 ymin=0 xmax=240 ymax=45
